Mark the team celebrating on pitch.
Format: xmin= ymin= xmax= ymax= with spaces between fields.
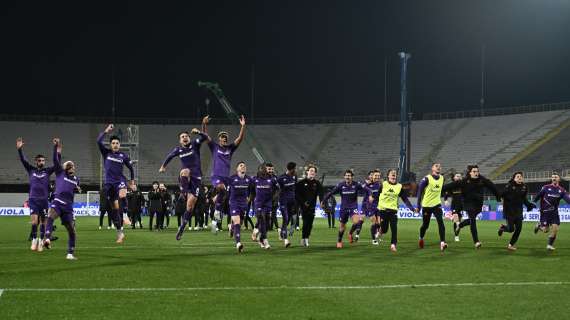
xmin=16 ymin=115 xmax=567 ymax=259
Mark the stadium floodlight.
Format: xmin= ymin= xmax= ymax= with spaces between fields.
xmin=398 ymin=52 xmax=412 ymax=183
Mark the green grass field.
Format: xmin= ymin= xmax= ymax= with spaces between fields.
xmin=0 ymin=216 xmax=568 ymax=319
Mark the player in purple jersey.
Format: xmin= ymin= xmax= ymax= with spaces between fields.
xmin=227 ymin=161 xmax=253 ymax=252
xmin=251 ymin=163 xmax=280 ymax=249
xmin=97 ymin=124 xmax=136 ymax=244
xmin=158 ymin=128 xmax=209 ymax=240
xmin=358 ymin=170 xmax=382 ymax=245
xmin=16 ymin=137 xmax=56 ymax=252
xmin=201 ymin=115 xmax=246 ymax=232
xmin=276 ymin=162 xmax=297 ymax=248
xmin=42 ymin=138 xmax=80 ymax=260
xmin=322 ymin=169 xmax=372 ymax=248
xmin=533 ymin=173 xmax=569 ymax=251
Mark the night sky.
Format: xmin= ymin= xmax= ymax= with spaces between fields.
xmin=2 ymin=0 xmax=569 ymax=119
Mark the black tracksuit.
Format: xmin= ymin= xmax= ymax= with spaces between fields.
xmin=295 ymin=178 xmax=324 ymax=239
xmin=323 ymin=196 xmax=337 ymax=228
xmin=501 ymin=181 xmax=534 ymax=245
xmin=174 ymin=191 xmax=187 ymax=227
xmin=99 ymin=191 xmax=113 ymax=228
xmin=127 ymin=190 xmax=144 ymax=228
xmin=444 ymin=186 xmax=464 ymax=217
xmin=443 ymin=175 xmax=500 ymax=243
xmin=148 ymin=189 xmax=163 ymax=230
xmin=160 ymin=190 xmax=172 ymax=228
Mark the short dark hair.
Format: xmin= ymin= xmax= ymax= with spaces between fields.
xmin=386 ymin=169 xmax=398 ymax=177
xmin=286 ymin=162 xmax=296 ymax=171
xmin=265 ymin=162 xmax=274 ymax=168
xmin=109 ymin=135 xmax=120 ymax=143
xmin=178 ymin=131 xmax=189 ymax=139
xmin=344 ymin=169 xmax=354 ymax=176
xmin=35 ymin=154 xmax=45 ymax=160
xmin=236 ymin=161 xmax=246 ymax=167
xmin=306 ymin=164 xmax=317 ymax=173
xmin=152 ymin=181 xmax=159 ymax=185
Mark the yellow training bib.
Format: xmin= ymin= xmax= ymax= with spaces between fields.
xmin=378 ymin=181 xmax=402 ymax=211
xmin=421 ymin=174 xmax=443 ymax=208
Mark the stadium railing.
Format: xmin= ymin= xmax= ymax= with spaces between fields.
xmin=1 ymin=101 xmax=569 ymax=125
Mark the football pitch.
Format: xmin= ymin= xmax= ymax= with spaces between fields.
xmin=0 ymin=217 xmax=568 ymax=319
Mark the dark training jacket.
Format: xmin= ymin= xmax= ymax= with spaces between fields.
xmin=442 ymin=175 xmax=500 ymax=211
xmin=501 ymin=181 xmax=535 ymax=217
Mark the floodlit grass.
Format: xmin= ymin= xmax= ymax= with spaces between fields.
xmin=0 ymin=216 xmax=568 ymax=319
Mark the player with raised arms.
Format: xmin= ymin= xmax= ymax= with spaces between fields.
xmin=43 ymin=138 xmax=80 ymax=260
xmin=97 ymin=124 xmax=135 ymax=244
xmin=201 ymin=115 xmax=246 ymax=232
xmin=16 ymin=137 xmax=56 ymax=252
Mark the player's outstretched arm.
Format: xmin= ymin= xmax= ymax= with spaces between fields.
xmin=234 ymin=115 xmax=246 ymax=146
xmin=52 ymin=138 xmax=62 ymax=171
xmin=97 ymin=124 xmax=113 ymax=155
xmin=16 ymin=137 xmax=33 ymax=171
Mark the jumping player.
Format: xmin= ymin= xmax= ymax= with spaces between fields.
xmin=97 ymin=124 xmax=135 ymax=244
xmin=227 ymin=161 xmax=253 ymax=252
xmin=276 ymin=162 xmax=297 ymax=247
xmin=417 ymin=163 xmax=448 ymax=252
xmin=322 ymin=169 xmax=371 ymax=248
xmin=533 ymin=173 xmax=569 ymax=251
xmin=159 ymin=128 xmax=209 ymax=240
xmin=43 ymin=138 xmax=80 ymax=260
xmin=377 ymin=169 xmax=416 ymax=252
xmin=16 ymin=137 xmax=56 ymax=252
xmin=442 ymin=165 xmax=500 ymax=249
xmin=498 ymin=171 xmax=535 ymax=251
xmin=201 ymin=115 xmax=246 ymax=232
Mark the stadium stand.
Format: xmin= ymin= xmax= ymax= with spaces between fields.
xmin=1 ymin=109 xmax=570 ymax=187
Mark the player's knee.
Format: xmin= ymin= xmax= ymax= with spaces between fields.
xmin=180 ymin=168 xmax=190 ymax=177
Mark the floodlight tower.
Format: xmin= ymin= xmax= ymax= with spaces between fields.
xmin=198 ymin=81 xmax=266 ymax=164
xmin=397 ymin=52 xmax=411 ymax=183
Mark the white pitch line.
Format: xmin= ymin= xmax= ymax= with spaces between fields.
xmin=2 ymin=282 xmax=569 ymax=293
xmin=0 ymin=289 xmax=3 ymax=298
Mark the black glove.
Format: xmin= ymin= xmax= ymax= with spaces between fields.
xmin=526 ymin=203 xmax=537 ymax=212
